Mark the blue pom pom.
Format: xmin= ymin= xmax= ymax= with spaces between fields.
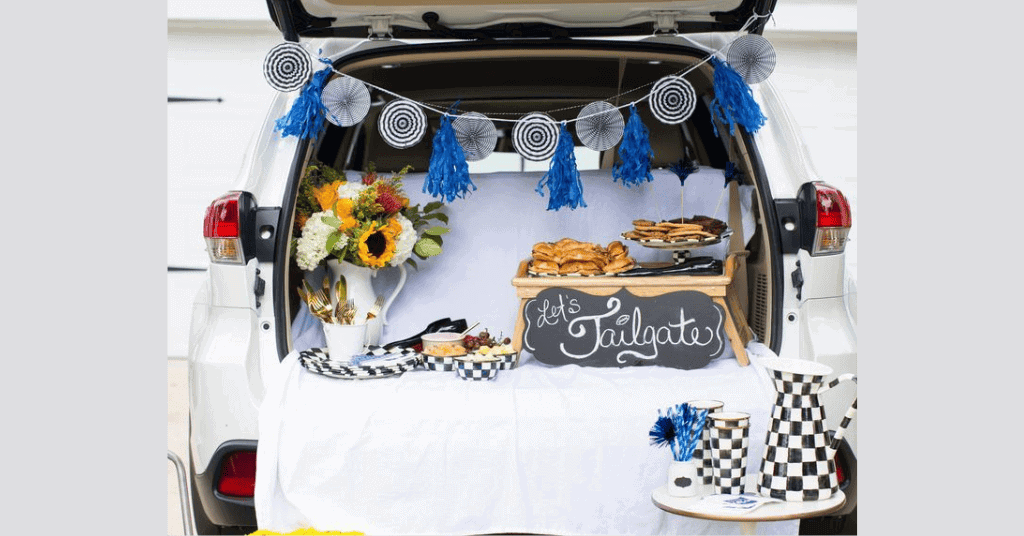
xmin=709 ymin=56 xmax=767 ymax=136
xmin=274 ymin=57 xmax=333 ymax=140
xmin=535 ymin=122 xmax=586 ymax=211
xmin=669 ymin=157 xmax=699 ymax=186
xmin=424 ymin=113 xmax=476 ymax=202
xmin=612 ymin=104 xmax=655 ymax=188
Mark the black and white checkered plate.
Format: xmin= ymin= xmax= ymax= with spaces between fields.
xmin=298 ymin=346 xmax=422 ymax=379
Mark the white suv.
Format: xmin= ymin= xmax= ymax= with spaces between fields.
xmin=188 ymin=1 xmax=857 ymax=533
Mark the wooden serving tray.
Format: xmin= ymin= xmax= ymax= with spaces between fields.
xmin=510 ymin=253 xmax=752 ymax=366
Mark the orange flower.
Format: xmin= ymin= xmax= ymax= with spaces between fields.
xmin=313 ymin=180 xmax=344 ymax=212
xmin=333 ymin=198 xmax=357 ymax=231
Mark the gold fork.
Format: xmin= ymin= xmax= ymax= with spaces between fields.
xmin=364 ymin=295 xmax=385 ymax=323
xmin=301 ymin=281 xmax=334 ymax=323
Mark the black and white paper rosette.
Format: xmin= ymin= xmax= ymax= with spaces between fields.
xmin=512 ymin=112 xmax=559 ymax=161
xmin=453 ymin=112 xmax=498 ymax=161
xmin=726 ymin=34 xmax=777 ymax=84
xmin=648 ymin=75 xmax=697 ymax=124
xmin=575 ymin=101 xmax=624 ymax=151
xmin=378 ymin=99 xmax=427 ymax=148
xmin=321 ymin=76 xmax=371 ymax=127
xmin=263 ymin=42 xmax=312 ymax=92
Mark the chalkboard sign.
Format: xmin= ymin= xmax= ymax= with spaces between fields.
xmin=521 ymin=288 xmax=726 ymax=369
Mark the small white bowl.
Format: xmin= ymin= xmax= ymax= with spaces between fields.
xmin=421 ymin=333 xmax=466 ymax=356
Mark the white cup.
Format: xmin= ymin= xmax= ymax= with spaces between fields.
xmin=322 ymin=323 xmax=368 ymax=362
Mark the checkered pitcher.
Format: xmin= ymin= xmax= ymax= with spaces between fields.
xmin=756 ymin=359 xmax=857 ymax=501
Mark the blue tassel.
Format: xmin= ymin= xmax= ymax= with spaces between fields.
xmin=669 ymin=157 xmax=699 ymax=187
xmin=723 ymin=161 xmax=741 ymax=186
xmin=535 ymin=122 xmax=586 ymax=211
xmin=612 ymin=104 xmax=655 ymax=188
xmin=274 ymin=57 xmax=333 ymax=140
xmin=709 ymin=56 xmax=767 ymax=136
xmin=424 ymin=113 xmax=476 ymax=202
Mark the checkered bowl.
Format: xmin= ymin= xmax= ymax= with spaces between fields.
xmin=454 ymin=357 xmax=501 ymax=381
xmin=493 ymin=352 xmax=519 ymax=370
xmin=423 ymin=354 xmax=458 ymax=371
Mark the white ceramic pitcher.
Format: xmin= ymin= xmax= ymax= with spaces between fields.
xmin=324 ymin=259 xmax=407 ymax=346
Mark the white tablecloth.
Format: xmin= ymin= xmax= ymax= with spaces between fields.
xmin=255 ymin=342 xmax=800 ymax=535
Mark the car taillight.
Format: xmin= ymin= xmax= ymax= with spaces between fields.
xmin=217 ymin=450 xmax=257 ymax=497
xmin=204 ymin=192 xmax=245 ymax=264
xmin=799 ymin=182 xmax=852 ymax=255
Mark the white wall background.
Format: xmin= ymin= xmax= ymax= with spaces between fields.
xmin=166 ymin=1 xmax=857 ymax=358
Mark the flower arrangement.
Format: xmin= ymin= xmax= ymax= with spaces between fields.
xmin=649 ymin=403 xmax=708 ymax=462
xmin=293 ymin=162 xmax=450 ymax=271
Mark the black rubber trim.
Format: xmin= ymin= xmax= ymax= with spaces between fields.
xmin=274 ymin=136 xmax=312 ymax=361
xmin=254 ymin=207 xmax=282 ymax=262
xmin=741 ymin=135 xmax=785 ymax=355
xmin=774 ymin=198 xmax=801 ymax=255
xmin=265 ymin=0 xmax=775 ymax=40
xmin=193 ymin=440 xmax=259 ymax=528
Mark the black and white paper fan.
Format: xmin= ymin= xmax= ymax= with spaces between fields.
xmin=378 ymin=99 xmax=426 ymax=148
xmin=649 ymin=75 xmax=697 ymax=124
xmin=263 ymin=42 xmax=312 ymax=92
xmin=575 ymin=101 xmax=624 ymax=151
xmin=321 ymin=76 xmax=371 ymax=127
xmin=512 ymin=112 xmax=559 ymax=161
xmin=453 ymin=112 xmax=498 ymax=161
xmin=726 ymin=34 xmax=777 ymax=84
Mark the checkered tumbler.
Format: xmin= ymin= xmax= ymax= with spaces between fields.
xmin=688 ymin=400 xmax=724 ymax=485
xmin=709 ymin=425 xmax=749 ymax=495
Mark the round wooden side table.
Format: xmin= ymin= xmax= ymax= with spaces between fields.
xmin=652 ymin=485 xmax=845 ymax=535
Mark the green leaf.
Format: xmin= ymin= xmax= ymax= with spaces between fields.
xmin=423 ymin=201 xmax=444 ymax=213
xmin=414 ymin=237 xmax=443 ymax=258
xmin=405 ymin=258 xmax=419 ymax=271
xmin=326 ymin=231 xmax=343 ymax=252
xmin=427 ymin=213 xmax=449 ymax=224
xmin=321 ymin=216 xmax=343 ymax=228
xmin=423 ymin=226 xmax=450 ymax=236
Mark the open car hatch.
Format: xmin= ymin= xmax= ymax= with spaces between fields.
xmin=266 ymin=0 xmax=778 ymax=41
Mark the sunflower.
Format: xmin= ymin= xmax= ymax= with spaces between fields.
xmin=356 ymin=222 xmax=397 ymax=268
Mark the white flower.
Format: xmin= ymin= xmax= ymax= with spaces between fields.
xmin=389 ymin=213 xmax=418 ymax=267
xmin=295 ymin=211 xmax=348 ymax=271
xmin=336 ymin=180 xmax=366 ymax=200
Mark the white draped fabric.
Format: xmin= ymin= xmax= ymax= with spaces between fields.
xmin=254 ymin=342 xmax=799 ymax=535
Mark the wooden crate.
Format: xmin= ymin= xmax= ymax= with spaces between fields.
xmin=510 ymin=253 xmax=752 ymax=366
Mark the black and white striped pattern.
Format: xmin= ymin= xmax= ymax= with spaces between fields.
xmin=454 ymin=359 xmax=501 ymax=381
xmin=512 ymin=112 xmax=559 ymax=161
xmin=453 ymin=112 xmax=498 ymax=161
xmin=648 ymin=76 xmax=697 ymax=125
xmin=575 ymin=101 xmax=624 ymax=152
xmin=726 ymin=34 xmax=777 ymax=85
xmin=756 ymin=370 xmax=857 ymax=501
xmin=321 ymin=76 xmax=371 ymax=127
xmin=423 ymin=354 xmax=457 ymax=371
xmin=298 ymin=347 xmax=421 ymax=379
xmin=688 ymin=400 xmax=724 ymax=485
xmin=263 ymin=42 xmax=312 ymax=92
xmin=378 ymin=99 xmax=426 ymax=149
xmin=709 ymin=424 xmax=749 ymax=495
